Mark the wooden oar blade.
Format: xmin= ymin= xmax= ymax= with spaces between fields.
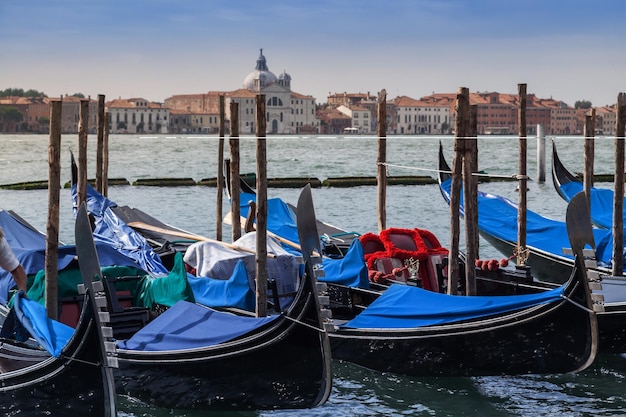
xmin=566 ymin=191 xmax=596 ymax=259
xmin=75 ymin=203 xmax=103 ymax=287
xmin=296 ymin=184 xmax=321 ymax=261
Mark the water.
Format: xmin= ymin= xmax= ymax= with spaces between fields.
xmin=1 ymin=134 xmax=624 ymax=416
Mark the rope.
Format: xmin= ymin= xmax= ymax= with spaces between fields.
xmin=282 ymin=313 xmax=329 ymax=333
xmin=60 ymin=355 xmax=104 ymax=367
xmin=559 ymin=294 xmax=597 ymax=314
xmin=379 ymin=162 xmax=520 ymax=180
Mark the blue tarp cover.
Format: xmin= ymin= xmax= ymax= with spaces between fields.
xmin=0 ymin=209 xmax=141 ymax=304
xmin=187 ymin=259 xmax=255 ymax=311
xmin=13 ymin=292 xmax=74 ymax=357
xmin=561 ymin=181 xmax=615 ymax=230
xmin=342 ymin=283 xmax=565 ymax=329
xmin=117 ymin=300 xmax=278 ymax=351
xmin=75 ymin=183 xmax=170 ymax=276
xmin=440 ymin=178 xmax=615 ymax=268
xmin=241 ymin=194 xmax=368 ymax=288
xmin=321 ymin=239 xmax=369 ymax=288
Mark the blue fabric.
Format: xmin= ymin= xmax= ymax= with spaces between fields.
xmin=561 ymin=181 xmax=616 ymax=230
xmin=117 ymin=300 xmax=278 ymax=351
xmin=321 ymin=239 xmax=369 ymax=288
xmin=74 ymin=184 xmax=170 ymax=276
xmin=241 ymin=194 xmax=301 ymax=248
xmin=12 ymin=292 xmax=74 ymax=357
xmin=440 ymin=178 xmax=616 ymax=270
xmin=241 ymin=194 xmax=369 ymax=287
xmin=0 ymin=210 xmax=141 ymax=304
xmin=342 ymin=283 xmax=565 ymax=329
xmin=187 ymin=260 xmax=255 ymax=311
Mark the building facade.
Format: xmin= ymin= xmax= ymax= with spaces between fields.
xmin=166 ymin=49 xmax=320 ymax=135
xmin=107 ymin=98 xmax=169 ymax=134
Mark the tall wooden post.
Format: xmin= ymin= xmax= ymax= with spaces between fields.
xmin=102 ymin=111 xmax=110 ymax=197
xmin=216 ymin=95 xmax=225 ymax=241
xmin=612 ymin=93 xmax=626 ymax=276
xmin=517 ymin=83 xmax=528 ymax=265
xmin=230 ymin=101 xmax=241 ymax=242
xmin=77 ymin=99 xmax=89 ymax=208
xmin=447 ymin=87 xmax=469 ymax=295
xmin=96 ymin=94 xmax=105 ymax=193
xmin=255 ymin=94 xmax=268 ymax=317
xmin=536 ymin=124 xmax=546 ymax=183
xmin=377 ymin=89 xmax=387 ymax=231
xmin=583 ymin=109 xmax=596 ymax=212
xmin=45 ymin=100 xmax=62 ymax=320
xmin=464 ymin=102 xmax=478 ymax=295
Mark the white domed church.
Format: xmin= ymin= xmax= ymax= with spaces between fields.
xmin=165 ymin=49 xmax=319 ymax=134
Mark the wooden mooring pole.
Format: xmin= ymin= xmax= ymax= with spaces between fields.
xmin=255 ymin=94 xmax=268 ymax=317
xmin=45 ymin=100 xmax=62 ymax=320
xmin=77 ymin=99 xmax=89 ymax=208
xmin=216 ymin=95 xmax=225 ymax=241
xmin=102 ymin=111 xmax=110 ymax=197
xmin=96 ymin=94 xmax=105 ymax=193
xmin=447 ymin=87 xmax=470 ymax=295
xmin=536 ymin=124 xmax=545 ymax=183
xmin=612 ymin=93 xmax=626 ymax=276
xmin=517 ymin=83 xmax=528 ymax=266
xmin=377 ymin=89 xmax=387 ymax=232
xmin=230 ymin=101 xmax=241 ymax=242
xmin=464 ymin=103 xmax=478 ymax=295
xmin=583 ymin=109 xmax=596 ymax=213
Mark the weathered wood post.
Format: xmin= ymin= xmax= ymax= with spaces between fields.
xmin=102 ymin=111 xmax=110 ymax=197
xmin=517 ymin=83 xmax=528 ymax=266
xmin=447 ymin=87 xmax=470 ymax=295
xmin=583 ymin=109 xmax=596 ymax=212
xmin=230 ymin=101 xmax=241 ymax=242
xmin=612 ymin=93 xmax=626 ymax=276
xmin=255 ymin=94 xmax=268 ymax=317
xmin=377 ymin=89 xmax=387 ymax=231
xmin=536 ymin=124 xmax=545 ymax=183
xmin=464 ymin=103 xmax=478 ymax=295
xmin=77 ymin=99 xmax=89 ymax=208
xmin=216 ymin=95 xmax=225 ymax=241
xmin=96 ymin=94 xmax=105 ymax=193
xmin=45 ymin=99 xmax=62 ymax=320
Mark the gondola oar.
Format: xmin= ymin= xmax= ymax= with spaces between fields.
xmin=126 ymin=221 xmax=275 ymax=257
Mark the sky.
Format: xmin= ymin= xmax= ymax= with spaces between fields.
xmin=1 ymin=0 xmax=625 ymax=107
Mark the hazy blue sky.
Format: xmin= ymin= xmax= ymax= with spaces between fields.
xmin=1 ymin=0 xmax=624 ymax=106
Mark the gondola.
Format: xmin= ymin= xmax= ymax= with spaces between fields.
xmin=438 ymin=143 xmax=626 ymax=353
xmin=69 ymin=163 xmax=332 ymax=411
xmin=298 ymin=183 xmax=600 ymax=376
xmin=437 ymin=142 xmax=620 ymax=282
xmin=552 ymin=140 xmax=616 ymax=229
xmin=0 ymin=204 xmax=117 ymax=417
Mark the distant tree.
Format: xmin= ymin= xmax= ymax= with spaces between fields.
xmin=0 ymin=88 xmax=47 ymax=97
xmin=574 ymin=100 xmax=592 ymax=109
xmin=71 ymin=93 xmax=85 ymax=98
xmin=0 ymin=106 xmax=24 ymax=122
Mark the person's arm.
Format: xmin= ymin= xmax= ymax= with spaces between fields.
xmin=11 ymin=264 xmax=27 ymax=292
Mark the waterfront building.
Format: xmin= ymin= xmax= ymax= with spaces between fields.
xmin=392 ymin=95 xmax=451 ymax=135
xmin=593 ymin=106 xmax=616 ymax=136
xmin=336 ymin=105 xmax=373 ymax=134
xmin=107 ymin=98 xmax=169 ymax=134
xmin=166 ymin=49 xmax=320 ymax=134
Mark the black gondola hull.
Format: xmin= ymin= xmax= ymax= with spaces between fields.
xmin=0 ymin=295 xmax=115 ymax=416
xmin=330 ymin=264 xmax=596 ymax=377
xmin=114 ymin=273 xmax=332 ymax=411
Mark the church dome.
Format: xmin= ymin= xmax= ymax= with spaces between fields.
xmin=279 ymin=71 xmax=291 ymax=81
xmin=243 ymin=49 xmax=278 ymax=90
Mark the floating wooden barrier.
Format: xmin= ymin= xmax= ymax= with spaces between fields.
xmin=133 ymin=177 xmax=197 ymax=187
xmin=324 ymin=175 xmax=435 ymax=187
